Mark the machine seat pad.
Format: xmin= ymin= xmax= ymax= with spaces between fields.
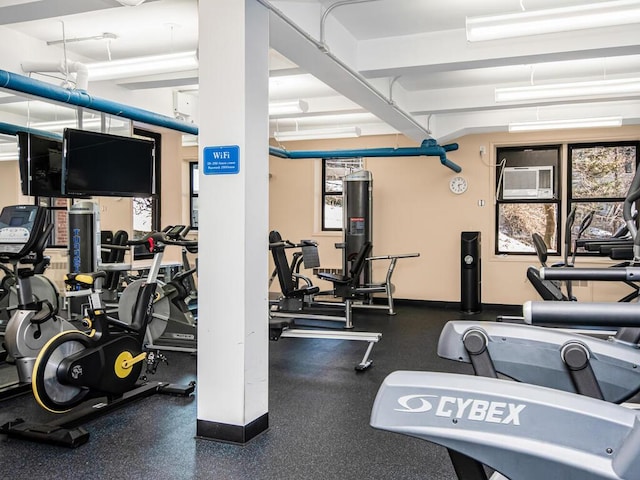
xmin=65 ymin=271 xmax=107 ymax=290
xmin=316 ymin=272 xmax=350 ymax=285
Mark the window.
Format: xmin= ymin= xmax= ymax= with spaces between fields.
xmin=36 ymin=197 xmax=69 ymax=248
xmin=190 ymin=161 xmax=198 ymax=229
xmin=131 ymin=128 xmax=161 ymax=241
xmin=322 ymin=158 xmax=364 ymax=231
xmin=569 ymin=141 xmax=639 ymax=253
xmin=495 ymin=145 xmax=561 ymax=254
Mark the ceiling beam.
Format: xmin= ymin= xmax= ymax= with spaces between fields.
xmin=358 ymin=26 xmax=640 ymax=79
xmin=433 ymin=100 xmax=640 ymax=143
xmin=0 ymin=0 xmax=160 ymax=25
xmin=264 ymin=1 xmax=430 ymax=142
xmin=406 ymin=84 xmax=640 ymax=116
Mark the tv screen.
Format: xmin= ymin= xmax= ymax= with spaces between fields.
xmin=62 ymin=128 xmax=155 ymax=198
xmin=17 ymin=131 xmax=64 ymax=197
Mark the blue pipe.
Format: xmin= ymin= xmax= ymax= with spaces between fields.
xmin=0 ymin=121 xmax=61 ymax=140
xmin=0 ymin=69 xmax=198 ymax=135
xmin=0 ymin=69 xmax=461 ymax=172
xmin=269 ymin=139 xmax=461 ymax=172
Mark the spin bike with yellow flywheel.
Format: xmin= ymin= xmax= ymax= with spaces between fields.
xmin=0 ymin=232 xmax=195 ymax=447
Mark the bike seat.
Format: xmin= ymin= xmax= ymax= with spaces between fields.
xmin=65 ymin=271 xmax=108 ymax=290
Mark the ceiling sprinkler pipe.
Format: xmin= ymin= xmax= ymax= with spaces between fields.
xmin=0 ymin=68 xmax=198 ymax=135
xmin=0 ymin=121 xmax=61 ymax=140
xmin=269 ymin=139 xmax=461 ymax=172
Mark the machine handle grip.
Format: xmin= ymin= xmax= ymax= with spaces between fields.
xmin=523 ymin=300 xmax=640 ymax=327
xmin=540 ymin=266 xmax=640 ymax=282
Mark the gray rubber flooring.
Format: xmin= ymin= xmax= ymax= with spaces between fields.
xmin=0 ymin=303 xmax=513 ymax=479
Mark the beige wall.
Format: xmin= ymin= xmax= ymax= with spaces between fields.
xmin=269 ymin=126 xmax=640 ymax=305
xmin=2 ymin=124 xmax=639 ymax=305
xmin=0 ymin=161 xmax=19 ymax=207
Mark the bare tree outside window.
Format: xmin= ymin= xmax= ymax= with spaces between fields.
xmin=495 ymin=145 xmax=560 ymax=254
xmin=322 ymin=158 xmax=364 ymax=230
xmin=569 ymin=143 xmax=638 ymax=250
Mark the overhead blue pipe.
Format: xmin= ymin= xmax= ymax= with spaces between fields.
xmin=0 ymin=69 xmax=198 ymax=135
xmin=0 ymin=69 xmax=462 ymax=173
xmin=269 ymin=139 xmax=461 ymax=172
xmin=0 ymin=121 xmax=61 ymax=140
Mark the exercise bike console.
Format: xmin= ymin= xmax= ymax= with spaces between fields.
xmin=0 ymin=205 xmax=42 ymax=258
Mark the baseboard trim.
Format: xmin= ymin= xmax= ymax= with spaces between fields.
xmin=196 ymin=413 xmax=269 ymax=445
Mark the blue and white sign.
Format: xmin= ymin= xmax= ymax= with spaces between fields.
xmin=203 ymin=145 xmax=240 ymax=175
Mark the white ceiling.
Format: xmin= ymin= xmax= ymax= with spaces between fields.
xmin=0 ymin=0 xmax=639 ymax=145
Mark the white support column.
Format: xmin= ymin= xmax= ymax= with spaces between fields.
xmin=196 ymin=0 xmax=269 ymax=443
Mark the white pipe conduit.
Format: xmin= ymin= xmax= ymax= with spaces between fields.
xmin=21 ymin=60 xmax=89 ymax=91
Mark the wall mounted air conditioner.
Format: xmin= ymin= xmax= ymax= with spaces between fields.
xmin=502 ymin=166 xmax=553 ymax=199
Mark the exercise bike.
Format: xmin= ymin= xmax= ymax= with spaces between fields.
xmin=117 ymin=225 xmax=198 ymax=352
xmin=0 ymin=204 xmax=73 ymax=400
xmin=0 ymin=231 xmax=195 ymax=447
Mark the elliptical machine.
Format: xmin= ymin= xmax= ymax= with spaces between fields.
xmin=0 ymin=204 xmax=73 ymax=399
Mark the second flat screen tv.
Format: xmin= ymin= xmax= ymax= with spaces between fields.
xmin=17 ymin=131 xmax=64 ymax=197
xmin=62 ymin=128 xmax=155 ymax=198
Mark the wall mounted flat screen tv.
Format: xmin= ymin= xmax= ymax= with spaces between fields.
xmin=62 ymin=128 xmax=155 ymax=198
xmin=17 ymin=131 xmax=65 ymax=197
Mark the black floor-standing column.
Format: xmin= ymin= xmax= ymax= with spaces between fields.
xmin=461 ymin=231 xmax=481 ymax=313
xmin=343 ymin=170 xmax=372 ymax=284
xmin=68 ymin=201 xmax=100 ymax=317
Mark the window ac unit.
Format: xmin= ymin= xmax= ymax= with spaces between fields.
xmin=502 ymin=166 xmax=553 ymax=200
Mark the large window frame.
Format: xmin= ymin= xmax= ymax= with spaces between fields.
xmin=131 ymin=128 xmax=161 ymax=259
xmin=495 ymin=145 xmax=562 ymax=255
xmin=321 ymin=158 xmax=364 ymax=231
xmin=131 ymin=127 xmax=161 ymax=231
xmin=568 ymin=141 xmax=639 ymax=255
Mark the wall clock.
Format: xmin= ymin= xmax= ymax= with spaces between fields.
xmin=449 ymin=176 xmax=468 ymax=194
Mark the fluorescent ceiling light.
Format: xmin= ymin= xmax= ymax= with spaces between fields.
xmin=87 ymin=51 xmax=198 ymax=81
xmin=274 ymin=126 xmax=361 ymax=142
xmin=269 ymin=100 xmax=309 ymax=116
xmin=509 ymin=117 xmax=623 ymax=132
xmin=495 ymin=78 xmax=640 ymax=103
xmin=182 ymin=134 xmax=198 ymax=147
xmin=0 ymin=151 xmax=18 ymax=161
xmin=31 ymin=118 xmax=128 ymax=131
xmin=466 ymin=0 xmax=640 ymax=41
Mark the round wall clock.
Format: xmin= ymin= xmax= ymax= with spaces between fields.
xmin=449 ymin=176 xmax=468 ymax=194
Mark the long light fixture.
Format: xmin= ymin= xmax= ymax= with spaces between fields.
xmin=86 ymin=51 xmax=198 ymax=81
xmin=274 ymin=126 xmax=361 ymax=142
xmin=268 ymin=100 xmax=309 ymax=116
xmin=509 ymin=117 xmax=623 ymax=132
xmin=31 ymin=118 xmax=128 ymax=131
xmin=495 ymin=78 xmax=640 ymax=103
xmin=0 ymin=151 xmax=18 ymax=161
xmin=466 ymin=0 xmax=640 ymax=42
